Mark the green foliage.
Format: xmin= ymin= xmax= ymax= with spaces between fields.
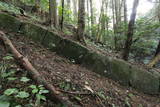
xmin=3 ymin=54 xmax=14 ymax=60
xmin=7 ymin=77 xmax=17 ymax=81
xmin=97 ymin=90 xmax=107 ymax=100
xmin=4 ymin=88 xmax=18 ymax=96
xmin=58 ymin=5 xmax=73 ymax=24
xmin=59 ymin=81 xmax=71 ymax=91
xmin=29 ymin=85 xmax=49 ymax=105
xmin=0 ymin=95 xmax=11 ymax=107
xmin=19 ymin=0 xmax=34 ymax=5
xmin=0 ymin=61 xmax=49 ymax=106
xmin=20 ymin=77 xmax=30 ymax=82
xmin=0 ymin=101 xmax=10 ymax=107
xmin=0 ymin=1 xmax=20 ymax=14
xmin=1 ymin=70 xmax=16 ymax=78
xmin=16 ymin=91 xmax=30 ymax=98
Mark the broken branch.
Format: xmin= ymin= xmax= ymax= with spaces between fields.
xmin=0 ymin=31 xmax=79 ymax=107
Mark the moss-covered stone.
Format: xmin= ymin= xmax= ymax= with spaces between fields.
xmin=83 ymin=52 xmax=160 ymax=94
xmin=82 ymin=52 xmax=108 ymax=75
xmin=130 ymin=68 xmax=160 ymax=94
xmin=42 ymin=31 xmax=63 ymax=50
xmin=0 ymin=12 xmax=21 ymax=32
xmin=109 ymin=59 xmax=132 ymax=85
xmin=56 ymin=39 xmax=90 ymax=63
xmin=22 ymin=23 xmax=46 ymax=42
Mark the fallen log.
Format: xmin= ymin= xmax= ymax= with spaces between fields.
xmin=0 ymin=31 xmax=79 ymax=107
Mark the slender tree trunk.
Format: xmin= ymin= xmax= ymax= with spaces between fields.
xmin=123 ymin=0 xmax=127 ymax=23
xmin=105 ymin=0 xmax=109 ymax=35
xmin=66 ymin=0 xmax=71 ymax=9
xmin=123 ymin=0 xmax=139 ymax=60
xmin=96 ymin=0 xmax=105 ymax=43
xmin=72 ymin=0 xmax=78 ymax=19
xmin=77 ymin=0 xmax=86 ymax=44
xmin=90 ymin=0 xmax=94 ymax=37
xmin=158 ymin=0 xmax=160 ymax=22
xmin=60 ymin=0 xmax=64 ymax=30
xmin=112 ymin=0 xmax=118 ymax=49
xmin=87 ymin=0 xmax=90 ymax=30
xmin=123 ymin=0 xmax=128 ymax=37
xmin=66 ymin=0 xmax=71 ymax=19
xmin=35 ymin=0 xmax=40 ymax=13
xmin=49 ymin=0 xmax=58 ymax=28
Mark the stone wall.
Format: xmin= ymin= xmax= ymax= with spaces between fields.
xmin=0 ymin=12 xmax=159 ymax=94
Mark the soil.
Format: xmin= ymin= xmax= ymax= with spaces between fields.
xmin=1 ymin=10 xmax=159 ymax=72
xmin=0 ymin=31 xmax=159 ymax=107
xmin=0 ymin=45 xmax=57 ymax=107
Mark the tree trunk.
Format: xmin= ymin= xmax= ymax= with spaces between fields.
xmin=90 ymin=0 xmax=94 ymax=37
xmin=72 ymin=0 xmax=78 ymax=19
xmin=66 ymin=0 xmax=71 ymax=19
xmin=35 ymin=0 xmax=40 ymax=13
xmin=66 ymin=0 xmax=71 ymax=10
xmin=123 ymin=0 xmax=127 ymax=24
xmin=105 ymin=0 xmax=109 ymax=35
xmin=49 ymin=0 xmax=58 ymax=28
xmin=60 ymin=0 xmax=64 ymax=30
xmin=77 ymin=0 xmax=86 ymax=44
xmin=122 ymin=0 xmax=139 ymax=60
xmin=158 ymin=0 xmax=160 ymax=22
xmin=96 ymin=0 xmax=105 ymax=43
xmin=87 ymin=0 xmax=90 ymax=29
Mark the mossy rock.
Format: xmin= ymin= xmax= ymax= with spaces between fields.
xmin=82 ymin=52 xmax=109 ymax=75
xmin=0 ymin=12 xmax=21 ymax=32
xmin=42 ymin=31 xmax=63 ymax=51
xmin=22 ymin=23 xmax=47 ymax=42
xmin=56 ymin=39 xmax=89 ymax=63
xmin=130 ymin=68 xmax=160 ymax=94
xmin=109 ymin=59 xmax=132 ymax=85
xmin=83 ymin=53 xmax=132 ymax=85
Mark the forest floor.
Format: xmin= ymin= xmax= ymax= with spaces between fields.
xmin=0 ymin=30 xmax=160 ymax=107
xmin=1 ymin=9 xmax=159 ymax=73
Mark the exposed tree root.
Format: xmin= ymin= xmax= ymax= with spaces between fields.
xmin=0 ymin=31 xmax=79 ymax=107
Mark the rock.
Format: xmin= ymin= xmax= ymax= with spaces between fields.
xmin=0 ymin=12 xmax=21 ymax=32
xmin=0 ymin=12 xmax=159 ymax=94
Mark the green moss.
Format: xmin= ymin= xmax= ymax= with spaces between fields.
xmin=22 ymin=23 xmax=47 ymax=42
xmin=83 ymin=52 xmax=108 ymax=75
xmin=42 ymin=31 xmax=63 ymax=50
xmin=0 ymin=13 xmax=21 ymax=32
xmin=130 ymin=68 xmax=160 ymax=94
xmin=109 ymin=59 xmax=132 ymax=85
xmin=56 ymin=39 xmax=89 ymax=63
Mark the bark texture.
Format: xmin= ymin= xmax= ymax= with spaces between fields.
xmin=123 ymin=0 xmax=139 ymax=60
xmin=49 ymin=0 xmax=58 ymax=28
xmin=77 ymin=0 xmax=86 ymax=43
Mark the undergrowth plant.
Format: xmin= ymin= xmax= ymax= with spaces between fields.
xmin=0 ymin=55 xmax=49 ymax=107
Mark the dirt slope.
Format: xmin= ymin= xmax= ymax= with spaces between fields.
xmin=0 ymin=30 xmax=158 ymax=107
